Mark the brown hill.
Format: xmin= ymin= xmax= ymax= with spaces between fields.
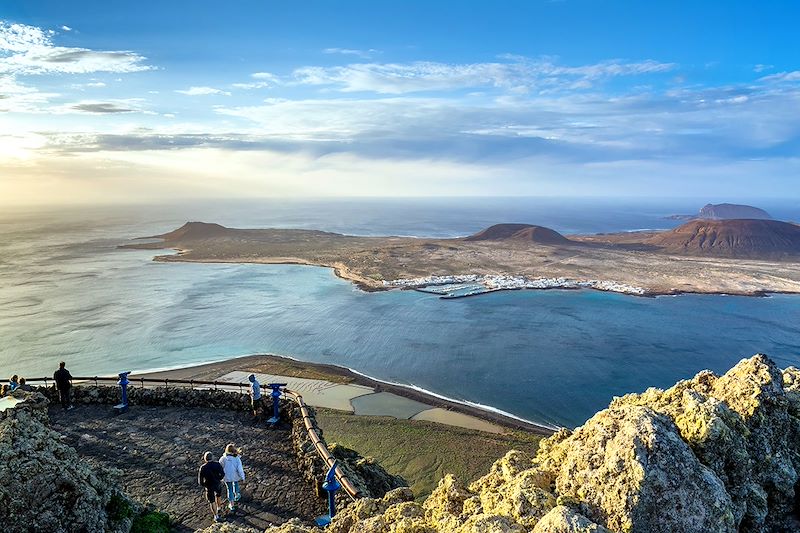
xmin=465 ymin=224 xmax=571 ymax=244
xmin=153 ymin=222 xmax=232 ymax=241
xmin=646 ymin=219 xmax=800 ymax=257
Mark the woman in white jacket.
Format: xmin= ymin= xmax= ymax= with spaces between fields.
xmin=219 ymin=443 xmax=245 ymax=510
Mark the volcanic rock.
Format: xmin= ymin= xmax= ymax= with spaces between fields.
xmin=262 ymin=354 xmax=800 ymax=533
xmin=0 ymin=392 xmax=136 ymax=532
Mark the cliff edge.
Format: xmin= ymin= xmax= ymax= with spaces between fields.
xmin=249 ymin=354 xmax=800 ymax=533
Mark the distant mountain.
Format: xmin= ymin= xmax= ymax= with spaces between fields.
xmin=465 ymin=223 xmax=571 ymax=244
xmin=697 ymin=203 xmax=772 ymax=220
xmin=154 ymin=222 xmax=232 ymax=241
xmin=665 ymin=203 xmax=772 ymax=221
xmin=645 ymin=219 xmax=800 ymax=257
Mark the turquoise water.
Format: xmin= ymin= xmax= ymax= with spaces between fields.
xmin=2 ymin=199 xmax=799 ymax=427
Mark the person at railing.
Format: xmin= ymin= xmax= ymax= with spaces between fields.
xmin=219 ymin=443 xmax=245 ymax=512
xmin=18 ymin=378 xmax=32 ymax=392
xmin=53 ymin=362 xmax=74 ymax=411
xmin=198 ymin=451 xmax=226 ymax=524
xmin=248 ymin=374 xmax=262 ymax=420
xmin=8 ymin=375 xmax=19 ymax=392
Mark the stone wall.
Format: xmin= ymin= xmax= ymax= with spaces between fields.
xmin=31 ymin=383 xmax=258 ymax=412
xmin=288 ymin=402 xmax=407 ymax=510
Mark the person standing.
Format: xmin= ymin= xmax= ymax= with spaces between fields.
xmin=198 ymin=451 xmax=226 ymax=523
xmin=248 ymin=374 xmax=262 ymax=420
xmin=219 ymin=444 xmax=245 ymax=511
xmin=53 ymin=362 xmax=73 ymax=410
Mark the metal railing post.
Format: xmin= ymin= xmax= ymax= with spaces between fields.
xmin=315 ymin=461 xmax=342 ymax=527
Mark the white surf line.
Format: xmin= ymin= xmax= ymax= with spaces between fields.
xmin=346 ymin=367 xmax=563 ymax=431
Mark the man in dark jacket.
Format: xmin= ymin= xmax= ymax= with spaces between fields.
xmin=53 ymin=361 xmax=73 ymax=410
xmin=198 ymin=451 xmax=226 ymax=523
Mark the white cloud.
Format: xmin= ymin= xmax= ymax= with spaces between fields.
xmin=289 ymin=58 xmax=676 ymax=94
xmin=231 ymin=72 xmax=277 ymax=90
xmin=71 ymin=81 xmax=107 ymax=89
xmin=0 ymin=21 xmax=152 ymax=75
xmin=322 ymin=47 xmax=379 ymax=58
xmin=61 ymin=25 xmax=72 ymax=32
xmin=753 ymin=64 xmax=773 ymax=73
xmin=759 ymin=70 xmax=800 ymax=83
xmin=231 ymin=82 xmax=271 ymax=89
xmin=0 ymin=74 xmax=58 ymax=112
xmin=175 ymin=86 xmax=231 ymax=96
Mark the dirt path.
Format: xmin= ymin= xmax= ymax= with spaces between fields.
xmin=49 ymin=404 xmax=326 ymax=532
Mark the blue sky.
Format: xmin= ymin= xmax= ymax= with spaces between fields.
xmin=1 ymin=1 xmax=799 ymax=204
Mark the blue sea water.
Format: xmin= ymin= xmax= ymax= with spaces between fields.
xmin=1 ymin=198 xmax=799 ymax=428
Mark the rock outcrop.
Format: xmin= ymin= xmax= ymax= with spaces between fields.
xmin=260 ymin=354 xmax=800 ymax=533
xmin=0 ymin=392 xmax=137 ymax=532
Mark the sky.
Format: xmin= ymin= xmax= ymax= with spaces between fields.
xmin=1 ymin=0 xmax=799 ymax=205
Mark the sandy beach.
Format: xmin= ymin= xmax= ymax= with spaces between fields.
xmin=140 ymin=353 xmax=555 ymax=435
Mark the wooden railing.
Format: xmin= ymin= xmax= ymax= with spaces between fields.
xmin=2 ymin=375 xmax=360 ymax=500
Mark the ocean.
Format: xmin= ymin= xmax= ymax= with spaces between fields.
xmin=2 ymin=197 xmax=799 ymax=428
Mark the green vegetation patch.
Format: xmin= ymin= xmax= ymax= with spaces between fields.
xmin=131 ymin=511 xmax=170 ymax=533
xmin=106 ymin=493 xmax=134 ymax=522
xmin=316 ymin=409 xmax=542 ymax=498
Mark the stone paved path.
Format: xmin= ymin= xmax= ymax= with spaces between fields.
xmin=50 ymin=404 xmax=326 ymax=532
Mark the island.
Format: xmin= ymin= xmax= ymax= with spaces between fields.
xmin=122 ymin=220 xmax=800 ymax=297
xmin=665 ymin=202 xmax=773 ymax=221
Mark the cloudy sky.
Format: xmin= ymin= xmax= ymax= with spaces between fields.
xmin=1 ymin=0 xmax=799 ymax=205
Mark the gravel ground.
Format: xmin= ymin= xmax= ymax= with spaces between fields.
xmin=49 ymin=404 xmax=327 ymax=532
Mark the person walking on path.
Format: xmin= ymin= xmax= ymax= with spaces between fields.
xmin=53 ymin=362 xmax=73 ymax=410
xmin=248 ymin=374 xmax=262 ymax=420
xmin=219 ymin=444 xmax=245 ymax=511
xmin=198 ymin=451 xmax=226 ymax=523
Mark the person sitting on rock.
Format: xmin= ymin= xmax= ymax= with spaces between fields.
xmin=9 ymin=375 xmax=19 ymax=392
xmin=219 ymin=443 xmax=245 ymax=511
xmin=53 ymin=362 xmax=73 ymax=410
xmin=198 ymin=451 xmax=226 ymax=523
xmin=248 ymin=374 xmax=262 ymax=420
xmin=0 ymin=384 xmax=8 ymax=397
xmin=18 ymin=377 xmax=32 ymax=392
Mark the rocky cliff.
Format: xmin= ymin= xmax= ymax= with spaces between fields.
xmin=0 ymin=392 xmax=137 ymax=532
xmin=248 ymin=354 xmax=800 ymax=533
